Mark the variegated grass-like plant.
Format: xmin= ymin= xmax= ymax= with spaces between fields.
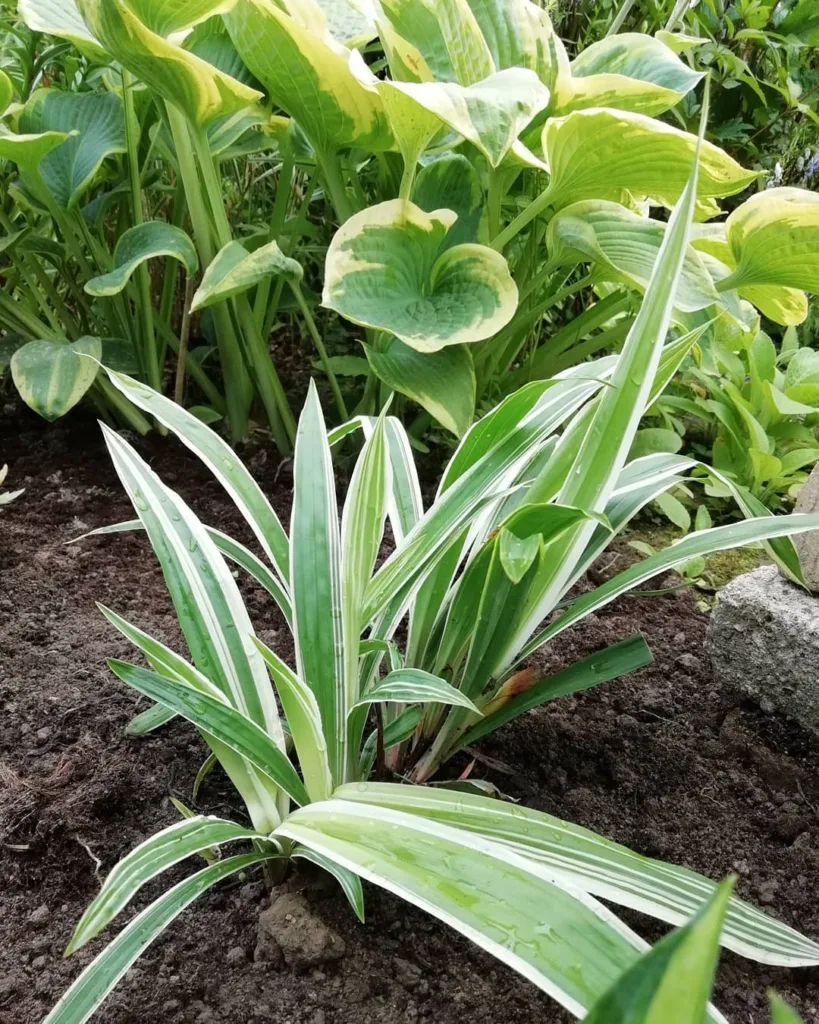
xmin=46 ymin=125 xmax=819 ymax=1024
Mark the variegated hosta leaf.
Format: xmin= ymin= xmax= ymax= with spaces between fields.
xmin=323 ymin=199 xmax=518 ymax=353
xmin=0 ymin=70 xmax=13 ymax=116
xmin=77 ymin=0 xmax=262 ymax=126
xmin=457 ymin=0 xmax=554 ymax=82
xmin=376 ymin=0 xmax=495 ymax=85
xmin=541 ymin=109 xmax=760 ymax=214
xmin=655 ymin=30 xmax=708 ymax=54
xmin=85 ymin=222 xmax=199 ymax=297
xmin=11 ymin=337 xmax=100 ymax=421
xmin=365 ymin=336 xmax=476 ymax=437
xmin=18 ymin=89 xmax=126 ymax=209
xmin=314 ymin=0 xmax=377 ymax=47
xmin=0 ymin=126 xmax=70 ymax=178
xmin=223 ymin=0 xmax=391 ymax=154
xmin=547 ymin=200 xmax=719 ymax=313
xmin=413 ymin=153 xmax=483 ymax=249
xmin=558 ymin=32 xmax=704 ymax=116
xmin=124 ymin=0 xmax=235 ymax=37
xmin=191 ymin=240 xmax=302 ymax=311
xmin=717 ymin=187 xmax=819 ymax=311
xmin=356 ymin=62 xmax=550 ymax=168
xmin=18 ymin=0 xmax=108 ymax=61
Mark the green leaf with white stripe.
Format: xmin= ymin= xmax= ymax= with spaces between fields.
xmin=108 ymin=659 xmax=309 ymax=808
xmin=66 ymin=815 xmax=265 ymax=954
xmin=44 ymin=853 xmax=274 ymax=1024
xmin=11 ymin=337 xmax=100 ymax=421
xmin=292 ymin=845 xmax=365 ymax=922
xmin=323 ymin=199 xmax=518 ymax=353
xmin=337 ymin=783 xmax=819 ymax=967
xmin=541 ymin=108 xmax=760 ymax=213
xmin=252 ymin=637 xmax=333 ymax=803
xmin=86 ymin=222 xmax=198 ymax=297
xmin=103 ymin=369 xmax=290 ymax=583
xmin=584 ymin=879 xmax=732 ymax=1023
xmin=291 ymin=381 xmax=346 ymax=783
xmin=355 ymin=669 xmax=481 ymax=713
xmin=18 ymin=0 xmax=108 ymax=61
xmin=278 ymin=797 xmax=668 ymax=1019
xmin=19 ymin=89 xmax=126 ymax=209
xmin=365 ymin=337 xmax=476 ymax=438
xmin=559 ymin=32 xmax=704 ymax=116
xmin=547 ymin=201 xmax=719 ymax=313
xmin=77 ymin=0 xmax=262 ymax=126
xmin=191 ymin=240 xmax=302 ymax=312
xmin=223 ymin=0 xmax=391 ymax=155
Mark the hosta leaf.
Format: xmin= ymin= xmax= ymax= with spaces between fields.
xmin=412 ymin=153 xmax=483 ymax=249
xmin=85 ymin=222 xmax=198 ymax=297
xmin=0 ymin=126 xmax=70 ymax=178
xmin=376 ymin=0 xmax=494 ymax=85
xmin=77 ymin=0 xmax=262 ymax=126
xmin=18 ymin=0 xmax=108 ymax=61
xmin=655 ymin=30 xmax=707 ymax=54
xmin=739 ymin=285 xmax=808 ymax=327
xmin=547 ymin=200 xmax=719 ymax=312
xmin=11 ymin=337 xmax=100 ymax=421
xmin=314 ymin=0 xmax=377 ymax=47
xmin=224 ymin=0 xmax=391 ymax=154
xmin=184 ymin=15 xmax=262 ymax=90
xmin=365 ymin=337 xmax=476 ymax=437
xmin=124 ymin=0 xmax=235 ymax=37
xmin=0 ymin=70 xmax=12 ymax=116
xmin=377 ymin=68 xmax=551 ymax=168
xmin=541 ymin=109 xmax=759 ymax=213
xmin=560 ymin=33 xmax=703 ymax=116
xmin=323 ymin=199 xmax=518 ymax=353
xmin=458 ymin=0 xmax=554 ymax=80
xmin=719 ymin=187 xmax=819 ymax=298
xmin=65 ymin=815 xmax=265 ymax=954
xmin=191 ymin=240 xmax=302 ymax=311
xmin=583 ymin=879 xmax=732 ymax=1024
xmin=353 ymin=668 xmax=481 ymax=712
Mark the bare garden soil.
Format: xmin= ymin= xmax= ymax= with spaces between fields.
xmin=3 ymin=403 xmax=819 ymax=1024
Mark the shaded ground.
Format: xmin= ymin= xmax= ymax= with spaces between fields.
xmin=2 ymin=404 xmax=818 ymax=1024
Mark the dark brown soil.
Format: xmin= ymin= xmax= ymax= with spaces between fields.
xmin=2 ymin=403 xmax=819 ymax=1024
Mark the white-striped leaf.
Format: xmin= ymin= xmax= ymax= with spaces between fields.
xmin=354 ymin=668 xmax=481 ymax=713
xmin=292 ymin=845 xmax=365 ymax=922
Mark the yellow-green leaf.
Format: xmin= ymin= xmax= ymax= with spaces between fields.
xmin=77 ymin=0 xmax=262 ymax=126
xmin=0 ymin=69 xmax=13 ymax=116
xmin=323 ymin=199 xmax=518 ymax=352
xmin=18 ymin=0 xmax=108 ymax=61
xmin=0 ymin=125 xmax=71 ymax=177
xmin=191 ymin=239 xmax=303 ymax=311
xmin=11 ymin=336 xmax=101 ymax=421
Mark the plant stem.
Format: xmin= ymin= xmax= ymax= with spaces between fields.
xmin=155 ymin=318 xmax=226 ymax=412
xmin=491 ymin=185 xmax=554 ymax=252
xmin=253 ymin=154 xmax=294 ymax=330
xmin=174 ymin=275 xmax=194 ymax=406
xmin=317 ymin=148 xmax=355 ymax=223
xmin=165 ymin=102 xmax=250 ymax=439
xmin=486 ymin=168 xmax=503 ymax=239
xmin=607 ymin=0 xmax=637 ymax=35
xmin=292 ymin=281 xmax=348 ymax=421
xmin=95 ymin=374 xmax=152 ymax=434
xmin=122 ymin=69 xmax=160 ymax=393
xmin=665 ymin=0 xmax=691 ymax=30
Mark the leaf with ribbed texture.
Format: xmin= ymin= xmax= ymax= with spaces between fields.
xmin=0 ymin=126 xmax=70 ymax=177
xmin=103 ymin=370 xmax=290 ymax=584
xmin=559 ymin=33 xmax=703 ymax=116
xmin=366 ymin=337 xmax=476 ymax=437
xmin=19 ymin=89 xmax=126 ymax=208
xmin=541 ymin=108 xmax=759 ymax=213
xmin=18 ymin=0 xmax=108 ymax=61
xmin=77 ymin=0 xmax=262 ymax=126
xmin=339 ymin=783 xmax=819 ymax=968
xmin=223 ymin=0 xmax=391 ymax=154
xmin=43 ymin=854 xmax=274 ymax=1024
xmin=86 ymin=222 xmax=198 ymax=296
xmin=314 ymin=0 xmax=377 ymax=47
xmin=192 ymin=240 xmax=302 ymax=311
xmin=66 ymin=816 xmax=265 ymax=954
xmin=125 ymin=0 xmax=234 ymax=36
xmin=547 ymin=201 xmax=719 ymax=313
xmin=324 ymin=199 xmax=518 ymax=353
xmin=413 ymin=154 xmax=483 ymax=250
xmin=11 ymin=337 xmax=100 ymax=421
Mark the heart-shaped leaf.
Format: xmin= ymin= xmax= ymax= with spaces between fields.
xmin=11 ymin=336 xmax=101 ymax=421
xmin=85 ymin=222 xmax=199 ymax=297
xmin=547 ymin=200 xmax=719 ymax=312
xmin=77 ymin=0 xmax=262 ymax=126
xmin=365 ymin=335 xmax=475 ymax=436
xmin=18 ymin=0 xmax=108 ymax=61
xmin=323 ymin=199 xmax=518 ymax=352
xmin=559 ymin=33 xmax=703 ymax=116
xmin=541 ymin=108 xmax=760 ymax=213
xmin=191 ymin=240 xmax=303 ymax=311
xmin=224 ymin=0 xmax=391 ymax=154
xmin=19 ymin=89 xmax=126 ymax=209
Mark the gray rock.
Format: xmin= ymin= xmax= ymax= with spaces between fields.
xmin=794 ymin=463 xmax=819 ymax=592
xmin=707 ymin=565 xmax=819 ymax=735
xmin=256 ymin=892 xmax=345 ymax=971
xmin=28 ymin=904 xmax=50 ymax=927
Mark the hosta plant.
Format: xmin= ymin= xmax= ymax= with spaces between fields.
xmin=5 ymin=0 xmax=819 ymax=446
xmin=46 ymin=140 xmax=819 ymax=1024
